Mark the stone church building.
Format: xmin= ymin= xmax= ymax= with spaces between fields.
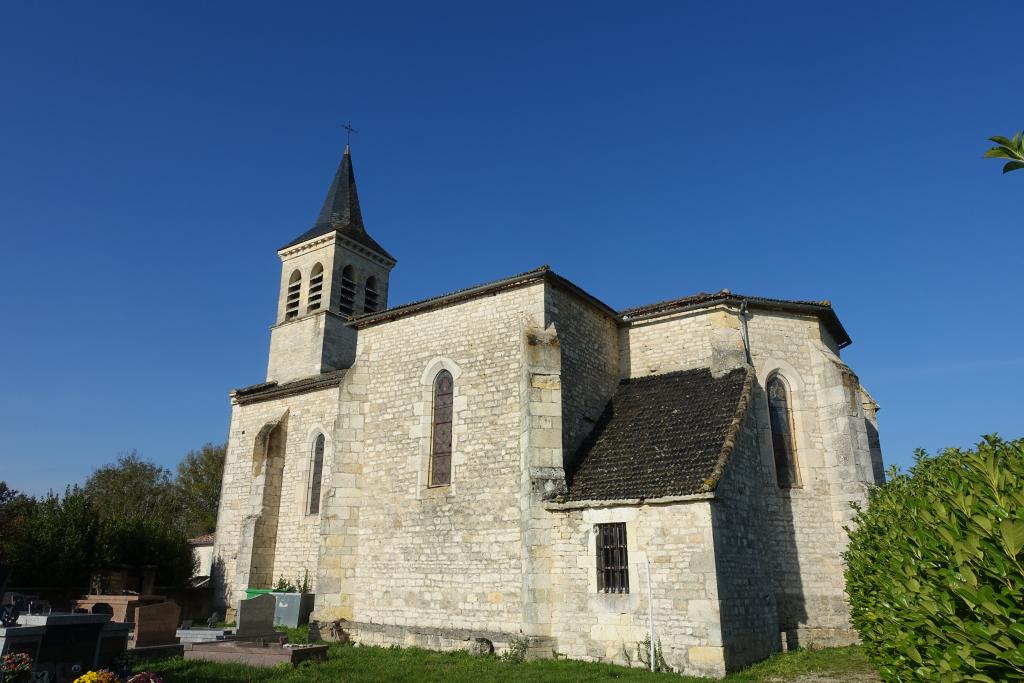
xmin=211 ymin=145 xmax=884 ymax=677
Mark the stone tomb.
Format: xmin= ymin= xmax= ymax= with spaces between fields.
xmin=184 ymin=640 xmax=328 ymax=666
xmin=235 ymin=594 xmax=277 ymax=638
xmin=132 ymin=601 xmax=180 ymax=648
xmin=19 ymin=613 xmax=129 ymax=681
xmin=73 ymin=595 xmax=165 ymax=623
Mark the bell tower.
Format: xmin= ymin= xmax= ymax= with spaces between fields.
xmin=266 ymin=145 xmax=396 ymax=383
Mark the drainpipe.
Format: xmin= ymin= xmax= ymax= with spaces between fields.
xmin=739 ymin=300 xmax=753 ymax=365
xmin=646 ymin=557 xmax=656 ymax=672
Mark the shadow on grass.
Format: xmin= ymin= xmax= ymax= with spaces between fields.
xmin=139 ymin=644 xmax=874 ymax=683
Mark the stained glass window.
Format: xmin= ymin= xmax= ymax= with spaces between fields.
xmin=430 ymin=370 xmax=453 ymax=487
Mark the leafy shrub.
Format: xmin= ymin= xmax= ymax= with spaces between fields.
xmin=844 ymin=435 xmax=1024 ymax=682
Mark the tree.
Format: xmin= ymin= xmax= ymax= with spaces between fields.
xmin=844 ymin=436 xmax=1024 ymax=681
xmin=83 ymin=451 xmax=178 ymax=524
xmin=0 ymin=482 xmax=32 ymax=568
xmin=7 ymin=486 xmax=101 ymax=589
xmin=984 ymin=131 xmax=1024 ymax=174
xmin=176 ymin=442 xmax=226 ymax=538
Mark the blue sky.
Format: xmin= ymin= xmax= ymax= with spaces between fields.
xmin=1 ymin=2 xmax=1021 ymax=496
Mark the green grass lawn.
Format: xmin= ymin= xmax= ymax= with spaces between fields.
xmin=135 ymin=640 xmax=875 ymax=682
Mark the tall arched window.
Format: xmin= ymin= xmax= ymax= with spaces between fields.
xmin=285 ymin=270 xmax=302 ymax=320
xmin=309 ymin=434 xmax=325 ymax=514
xmin=767 ymin=374 xmax=800 ymax=488
xmin=364 ymin=276 xmax=379 ymax=313
xmin=306 ymin=263 xmax=324 ymax=312
xmin=429 ymin=370 xmax=453 ymax=487
xmin=339 ymin=265 xmax=356 ymax=316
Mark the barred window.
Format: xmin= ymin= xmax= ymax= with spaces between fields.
xmin=309 ymin=434 xmax=325 ymax=515
xmin=768 ymin=374 xmax=800 ymax=488
xmin=306 ymin=263 xmax=324 ymax=312
xmin=364 ymin=276 xmax=379 ymax=313
xmin=338 ymin=265 xmax=356 ymax=316
xmin=429 ymin=370 xmax=453 ymax=487
xmin=597 ymin=522 xmax=629 ymax=593
xmin=285 ymin=270 xmax=301 ymax=320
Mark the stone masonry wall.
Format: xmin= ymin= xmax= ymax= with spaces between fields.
xmin=621 ymin=306 xmax=746 ymax=379
xmin=710 ymin=403 xmax=780 ymax=670
xmin=213 ymin=385 xmax=339 ymax=614
xmin=315 ymin=282 xmax=547 ymax=639
xmin=546 ymin=501 xmax=727 ymax=677
xmin=545 ymin=285 xmax=620 ymax=470
xmin=744 ymin=308 xmax=876 ymax=647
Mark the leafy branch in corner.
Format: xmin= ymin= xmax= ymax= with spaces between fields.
xmin=984 ymin=131 xmax=1024 ymax=174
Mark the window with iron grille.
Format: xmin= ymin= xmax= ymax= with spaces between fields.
xmin=596 ymin=522 xmax=629 ymax=593
xmin=429 ymin=370 xmax=453 ymax=487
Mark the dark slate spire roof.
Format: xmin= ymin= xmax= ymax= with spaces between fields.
xmin=280 ymin=146 xmax=395 ymax=260
xmin=566 ymin=366 xmax=754 ymax=502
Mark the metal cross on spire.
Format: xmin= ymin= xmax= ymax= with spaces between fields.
xmin=342 ymin=121 xmax=358 ymax=145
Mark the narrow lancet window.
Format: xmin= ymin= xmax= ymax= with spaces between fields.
xmin=285 ymin=270 xmax=302 ymax=320
xmin=767 ymin=374 xmax=800 ymax=487
xmin=429 ymin=370 xmax=453 ymax=487
xmin=307 ymin=263 xmax=324 ymax=312
xmin=339 ymin=265 xmax=356 ymax=316
xmin=364 ymin=276 xmax=379 ymax=313
xmin=309 ymin=434 xmax=325 ymax=515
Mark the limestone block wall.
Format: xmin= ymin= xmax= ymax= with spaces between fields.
xmin=315 ymin=282 xmax=547 ymax=637
xmin=213 ymin=385 xmax=340 ymax=613
xmin=709 ymin=405 xmax=780 ymax=670
xmin=620 ymin=306 xmax=744 ymax=379
xmin=545 ymin=285 xmax=620 ymax=469
xmin=267 ymin=311 xmax=355 ymax=383
xmin=546 ymin=501 xmax=726 ymax=677
xmin=744 ymin=309 xmax=875 ymax=646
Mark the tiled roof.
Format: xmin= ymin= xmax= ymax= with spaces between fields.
xmin=280 ymin=146 xmax=395 ymax=261
xmin=188 ymin=533 xmax=215 ymax=545
xmin=566 ymin=366 xmax=753 ymax=502
xmin=232 ymin=369 xmax=347 ymax=405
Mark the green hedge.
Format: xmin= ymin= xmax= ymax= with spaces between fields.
xmin=844 ymin=436 xmax=1024 ymax=682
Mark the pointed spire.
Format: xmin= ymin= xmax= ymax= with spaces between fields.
xmin=280 ymin=145 xmax=395 ymax=261
xmin=313 ymin=144 xmax=364 ymax=233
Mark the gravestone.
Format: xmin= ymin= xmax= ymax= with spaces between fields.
xmin=235 ymin=594 xmax=275 ymax=636
xmin=133 ymin=601 xmax=180 ymax=648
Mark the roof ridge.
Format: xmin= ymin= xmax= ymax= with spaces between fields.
xmin=699 ymin=365 xmax=756 ymax=493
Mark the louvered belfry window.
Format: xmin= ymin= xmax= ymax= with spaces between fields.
xmin=364 ymin=276 xmax=379 ymax=313
xmin=597 ymin=522 xmax=629 ymax=593
xmin=429 ymin=370 xmax=453 ymax=487
xmin=285 ymin=270 xmax=302 ymax=320
xmin=309 ymin=434 xmax=325 ymax=515
xmin=339 ymin=265 xmax=356 ymax=316
xmin=768 ymin=374 xmax=800 ymax=488
xmin=307 ymin=263 xmax=324 ymax=312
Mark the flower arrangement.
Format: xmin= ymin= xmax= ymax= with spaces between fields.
xmin=1 ymin=652 xmax=33 ymax=682
xmin=72 ymin=670 xmax=118 ymax=683
xmin=127 ymin=673 xmax=164 ymax=683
